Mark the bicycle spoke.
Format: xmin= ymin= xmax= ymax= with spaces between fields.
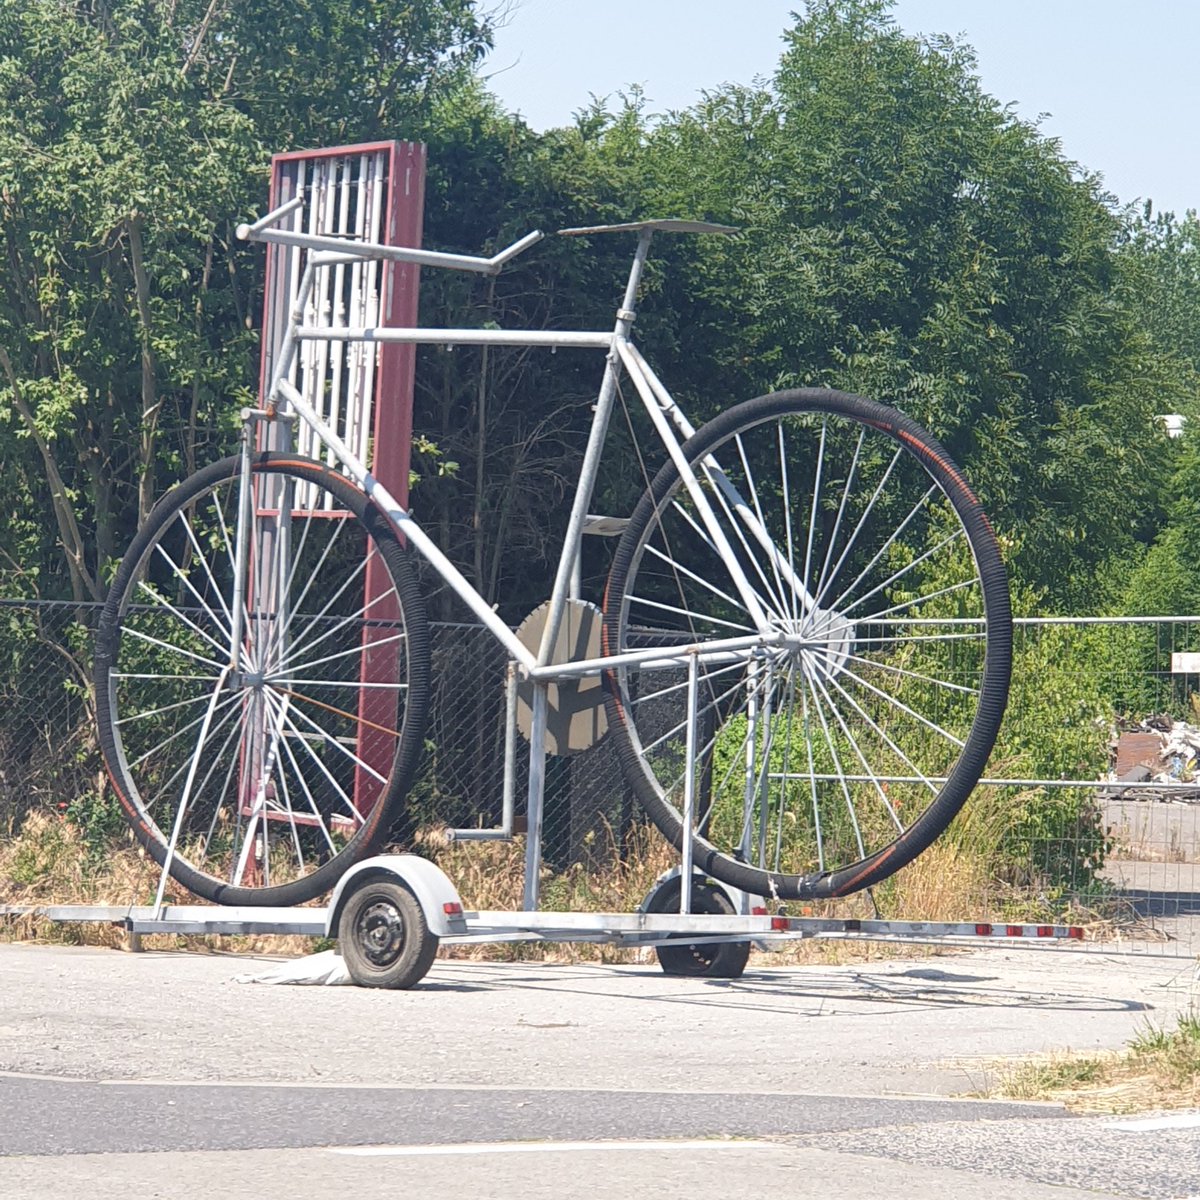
xmin=128 ymin=689 xmax=241 ymax=773
xmin=179 ymin=507 xmax=235 ymax=630
xmin=802 ymin=664 xmax=867 ymax=861
xmin=800 ymin=415 xmax=827 ymax=614
xmin=266 ymin=628 xmax=407 ymax=680
xmin=854 ymin=576 xmax=979 ymax=625
xmin=809 ymin=443 xmax=902 ymax=615
xmin=805 ymin=650 xmax=941 ymax=797
xmin=625 ymin=590 xmax=754 ymax=633
xmin=832 ymin=658 xmax=966 ymax=748
xmin=143 ymin=700 xmax=243 ymax=817
xmin=115 ymin=690 xmax=225 ymax=728
xmin=735 ymin=432 xmax=790 ymax=622
xmin=806 ymin=657 xmax=903 ymax=832
xmin=777 ymin=421 xmax=799 ymax=624
xmin=148 ymin=544 xmax=233 ymax=650
xmin=269 ymin=697 xmax=366 ymax=825
xmin=839 ymin=650 xmax=979 ymax=697
xmin=812 ymin=426 xmax=865 ymax=607
xmin=122 ymin=624 xmax=224 ymax=671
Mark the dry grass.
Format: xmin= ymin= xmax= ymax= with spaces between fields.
xmin=990 ymin=1010 xmax=1200 ymax=1114
xmin=0 ymin=811 xmax=326 ymax=956
xmin=0 ymin=809 xmax=953 ymax=965
xmin=0 ymin=787 xmax=1136 ymax=964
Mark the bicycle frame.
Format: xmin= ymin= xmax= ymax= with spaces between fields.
xmin=238 ymin=202 xmax=828 ymax=908
xmin=96 ymin=194 xmax=1010 ymax=917
xmin=239 ymin=202 xmax=818 ymax=685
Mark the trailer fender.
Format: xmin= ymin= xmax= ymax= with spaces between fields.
xmin=326 ymin=855 xmax=468 ymax=939
xmin=640 ymin=867 xmax=758 ymax=915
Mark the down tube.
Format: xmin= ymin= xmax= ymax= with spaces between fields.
xmin=274 ymin=378 xmax=536 ymax=672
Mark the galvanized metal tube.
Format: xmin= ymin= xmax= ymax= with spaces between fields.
xmin=227 ymin=423 xmax=255 ymax=667
xmin=527 ymin=630 xmax=789 ymax=680
xmin=502 ymin=660 xmax=518 ymax=834
xmin=764 ymin=771 xmax=1200 ymax=792
xmin=295 ymin=326 xmax=613 ymax=349
xmin=680 ymin=653 xmax=700 ymax=913
xmin=624 ymin=342 xmax=825 ymax=619
xmin=448 ymin=662 xmax=520 ymax=842
xmin=268 ymin=259 xmax=318 ymax=414
xmin=534 ymin=230 xmax=655 ymax=668
xmin=740 ymin=657 xmax=759 ymax=865
xmin=617 ymin=340 xmax=771 ymax=632
xmin=274 ymin=378 xmax=537 ymax=672
xmin=622 ymin=343 xmax=698 ymax=439
xmin=249 ymin=226 xmax=543 ymax=275
xmin=237 ymin=196 xmax=304 ymax=238
xmin=523 ymin=685 xmax=548 ymax=911
xmin=1014 ymin=615 xmax=1200 ymax=625
xmin=152 ymin=665 xmax=232 ymax=915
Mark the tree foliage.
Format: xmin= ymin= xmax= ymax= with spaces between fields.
xmin=3 ymin=0 xmax=1199 ymax=897
xmin=626 ymin=0 xmax=1181 ymax=609
xmin=0 ymin=0 xmax=488 ymax=601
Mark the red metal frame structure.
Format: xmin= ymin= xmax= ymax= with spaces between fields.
xmin=256 ymin=141 xmax=426 ymax=821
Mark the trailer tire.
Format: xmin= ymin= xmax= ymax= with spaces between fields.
xmin=339 ymin=878 xmax=438 ymax=989
xmin=644 ymin=876 xmax=751 ymax=979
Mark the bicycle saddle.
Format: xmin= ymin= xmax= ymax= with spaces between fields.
xmin=558 ymin=219 xmax=739 ymax=236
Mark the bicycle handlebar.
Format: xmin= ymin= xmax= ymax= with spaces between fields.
xmin=235 ymin=199 xmax=543 ymax=276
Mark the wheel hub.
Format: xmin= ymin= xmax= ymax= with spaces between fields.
xmin=785 ymin=606 xmax=855 ymax=676
xmin=228 ymin=670 xmax=266 ymax=689
xmin=356 ymin=899 xmax=406 ymax=967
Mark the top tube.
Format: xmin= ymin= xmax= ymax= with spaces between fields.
xmin=239 ymin=201 xmax=740 ymax=278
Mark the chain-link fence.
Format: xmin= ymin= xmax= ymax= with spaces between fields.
xmin=1 ymin=599 xmax=1197 ymax=956
xmin=0 ymin=600 xmax=99 ymax=834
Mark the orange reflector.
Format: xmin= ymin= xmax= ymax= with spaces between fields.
xmin=771 ymin=916 xmax=789 ymax=931
xmin=443 ymin=902 xmax=463 ymax=915
xmin=975 ymin=923 xmax=992 ymax=936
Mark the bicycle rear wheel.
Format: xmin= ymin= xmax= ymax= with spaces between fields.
xmin=94 ymin=452 xmax=430 ymax=906
xmin=602 ymin=389 xmax=1011 ymax=900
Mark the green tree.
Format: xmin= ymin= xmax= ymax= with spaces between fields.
xmin=0 ymin=0 xmax=489 ymax=602
xmin=627 ymin=0 xmax=1176 ymax=610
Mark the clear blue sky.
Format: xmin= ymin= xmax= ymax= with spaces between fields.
xmin=483 ymin=1 xmax=1199 ymax=217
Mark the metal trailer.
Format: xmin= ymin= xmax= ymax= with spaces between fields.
xmin=2 ymin=853 xmax=1084 ymax=990
xmin=16 ymin=166 xmax=1084 ymax=985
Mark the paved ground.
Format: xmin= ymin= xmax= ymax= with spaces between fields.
xmin=2 ymin=943 xmax=1199 ymax=1197
xmin=1101 ymin=796 xmax=1200 ymax=954
xmin=1104 ymin=797 xmax=1200 ymax=867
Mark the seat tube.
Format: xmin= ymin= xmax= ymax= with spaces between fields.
xmin=534 ymin=229 xmax=655 ymax=666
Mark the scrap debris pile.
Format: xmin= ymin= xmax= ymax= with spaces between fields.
xmin=1104 ymin=715 xmax=1200 ymax=802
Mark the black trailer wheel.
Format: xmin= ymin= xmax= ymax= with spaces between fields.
xmin=644 ymin=875 xmax=751 ymax=979
xmin=338 ymin=878 xmax=438 ymax=989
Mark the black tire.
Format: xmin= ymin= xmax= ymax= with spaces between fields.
xmin=338 ymin=878 xmax=439 ymax=989
xmin=603 ymin=389 xmax=1011 ymax=901
xmin=644 ymin=876 xmax=751 ymax=978
xmin=94 ymin=452 xmax=430 ymax=906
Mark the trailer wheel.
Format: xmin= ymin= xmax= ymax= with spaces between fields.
xmin=339 ymin=878 xmax=438 ymax=989
xmin=644 ymin=876 xmax=751 ymax=979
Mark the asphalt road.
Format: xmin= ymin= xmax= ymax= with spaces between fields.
xmin=2 ymin=944 xmax=1198 ymax=1199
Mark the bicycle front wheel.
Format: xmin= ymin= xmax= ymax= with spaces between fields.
xmin=603 ymin=389 xmax=1011 ymax=900
xmin=94 ymin=452 xmax=430 ymax=906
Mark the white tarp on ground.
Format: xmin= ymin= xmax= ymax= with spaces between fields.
xmin=232 ymin=949 xmax=352 ymax=985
